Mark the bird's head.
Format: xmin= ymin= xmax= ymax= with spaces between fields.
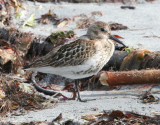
xmin=87 ymin=21 xmax=111 ymax=40
xmin=87 ymin=21 xmax=126 ymax=47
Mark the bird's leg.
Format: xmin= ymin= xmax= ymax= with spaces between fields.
xmin=75 ymin=80 xmax=96 ymax=102
xmin=75 ymin=80 xmax=87 ymax=102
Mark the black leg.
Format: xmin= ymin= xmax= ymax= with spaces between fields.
xmin=75 ymin=80 xmax=96 ymax=102
xmin=75 ymin=80 xmax=87 ymax=102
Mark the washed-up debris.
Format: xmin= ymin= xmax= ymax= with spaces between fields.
xmin=75 ymin=11 xmax=103 ymax=29
xmin=0 ymin=28 xmax=34 ymax=56
xmin=0 ymin=49 xmax=16 ymax=65
xmin=1 ymin=119 xmax=80 ymax=125
xmin=85 ymin=110 xmax=160 ymax=125
xmin=143 ymin=35 xmax=160 ymax=39
xmin=52 ymin=113 xmax=63 ymax=123
xmin=0 ymin=28 xmax=34 ymax=73
xmin=0 ymin=74 xmax=57 ymax=117
xmin=0 ymin=2 xmax=11 ymax=26
xmin=110 ymin=22 xmax=128 ymax=30
xmin=76 ymin=17 xmax=95 ymax=29
xmin=0 ymin=83 xmax=5 ymax=100
xmin=140 ymin=91 xmax=159 ymax=103
xmin=121 ymin=6 xmax=135 ymax=9
xmin=57 ymin=18 xmax=71 ymax=28
xmin=0 ymin=0 xmax=25 ymax=26
xmin=37 ymin=10 xmax=59 ymax=25
xmin=91 ymin=11 xmax=104 ymax=16
xmin=2 ymin=111 xmax=160 ymax=125
xmin=22 ymin=14 xmax=35 ymax=27
xmin=124 ymin=46 xmax=134 ymax=53
xmin=82 ymin=113 xmax=103 ymax=121
xmin=45 ymin=30 xmax=75 ymax=47
xmin=103 ymin=49 xmax=160 ymax=71
xmin=26 ymin=30 xmax=75 ymax=60
xmin=32 ymin=9 xmax=105 ymax=31
xmin=9 ymin=0 xmax=25 ymax=13
xmin=37 ymin=10 xmax=71 ymax=27
xmin=0 ymin=8 xmax=7 ymax=25
xmin=32 ymin=0 xmax=51 ymax=2
xmin=120 ymin=49 xmax=151 ymax=70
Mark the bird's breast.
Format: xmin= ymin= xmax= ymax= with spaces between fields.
xmin=76 ymin=40 xmax=115 ymax=76
xmin=94 ymin=40 xmax=115 ymax=69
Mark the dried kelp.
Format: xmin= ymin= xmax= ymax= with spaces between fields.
xmin=85 ymin=110 xmax=160 ymax=125
xmin=37 ymin=10 xmax=59 ymax=24
xmin=110 ymin=23 xmax=128 ymax=30
xmin=0 ymin=28 xmax=34 ymax=73
xmin=0 ymin=74 xmax=57 ymax=117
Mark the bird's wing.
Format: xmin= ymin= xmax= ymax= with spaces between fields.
xmin=28 ymin=39 xmax=97 ymax=68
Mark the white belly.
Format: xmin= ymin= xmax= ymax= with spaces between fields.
xmin=29 ymin=54 xmax=103 ymax=79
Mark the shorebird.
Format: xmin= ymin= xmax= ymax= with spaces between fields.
xmin=24 ymin=21 xmax=126 ymax=102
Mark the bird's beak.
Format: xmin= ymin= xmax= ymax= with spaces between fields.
xmin=109 ymin=35 xmax=126 ymax=47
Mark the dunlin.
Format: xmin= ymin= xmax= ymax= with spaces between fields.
xmin=24 ymin=21 xmax=126 ymax=102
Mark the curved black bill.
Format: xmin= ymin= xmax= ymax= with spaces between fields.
xmin=109 ymin=35 xmax=126 ymax=47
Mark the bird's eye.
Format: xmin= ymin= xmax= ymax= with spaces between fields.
xmin=100 ymin=28 xmax=106 ymax=32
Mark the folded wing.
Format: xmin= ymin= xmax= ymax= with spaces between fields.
xmin=25 ymin=39 xmax=97 ymax=68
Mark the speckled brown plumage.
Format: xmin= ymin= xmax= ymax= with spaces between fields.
xmin=30 ymin=39 xmax=97 ymax=68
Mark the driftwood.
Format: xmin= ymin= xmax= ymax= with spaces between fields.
xmin=100 ymin=69 xmax=160 ymax=86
